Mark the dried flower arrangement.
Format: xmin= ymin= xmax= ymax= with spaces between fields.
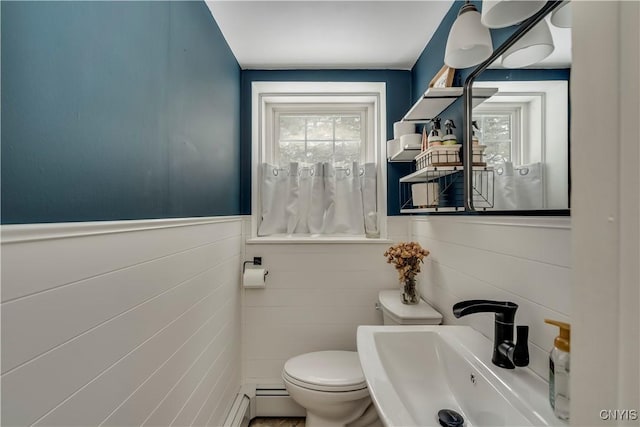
xmin=383 ymin=241 xmax=430 ymax=281
xmin=384 ymin=242 xmax=430 ymax=304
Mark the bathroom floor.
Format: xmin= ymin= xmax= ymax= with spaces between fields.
xmin=248 ymin=417 xmax=306 ymax=427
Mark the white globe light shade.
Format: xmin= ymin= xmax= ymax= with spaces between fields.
xmin=444 ymin=7 xmax=493 ymax=69
xmin=502 ymin=19 xmax=555 ymax=68
xmin=481 ymin=0 xmax=546 ymax=29
xmin=551 ymin=1 xmax=572 ymax=28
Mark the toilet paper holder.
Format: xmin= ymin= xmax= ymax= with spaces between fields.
xmin=243 ymin=257 xmax=268 ymax=276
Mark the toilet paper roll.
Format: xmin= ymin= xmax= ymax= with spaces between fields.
xmin=393 ymin=121 xmax=415 ymax=139
xmin=243 ymin=268 xmax=267 ymax=288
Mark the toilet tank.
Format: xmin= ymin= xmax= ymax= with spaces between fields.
xmin=378 ymin=290 xmax=443 ymax=325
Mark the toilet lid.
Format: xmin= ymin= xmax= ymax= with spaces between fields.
xmin=283 ymin=351 xmax=367 ymax=392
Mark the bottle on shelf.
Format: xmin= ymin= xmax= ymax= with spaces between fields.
xmin=433 ymin=117 xmax=442 ymax=137
xmin=421 ymin=125 xmax=428 ymax=151
xmin=442 ymin=119 xmax=458 ymax=145
xmin=427 ymin=120 xmax=442 ymax=148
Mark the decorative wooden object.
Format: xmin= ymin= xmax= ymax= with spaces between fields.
xmin=429 ymin=65 xmax=455 ymax=88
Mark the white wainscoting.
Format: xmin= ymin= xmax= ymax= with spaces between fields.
xmin=1 ymin=217 xmax=243 ymax=427
xmin=242 ymin=217 xmax=409 ymax=385
xmin=412 ymin=216 xmax=571 ymax=380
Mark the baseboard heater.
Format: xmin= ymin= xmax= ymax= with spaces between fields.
xmin=223 ymin=393 xmax=251 ymax=427
xmin=224 ymin=384 xmax=306 ymax=424
xmin=255 ymin=385 xmax=306 ymax=417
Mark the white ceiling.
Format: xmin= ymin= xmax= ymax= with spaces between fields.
xmin=205 ymin=1 xmax=454 ymax=70
xmin=206 ymin=1 xmax=571 ymax=71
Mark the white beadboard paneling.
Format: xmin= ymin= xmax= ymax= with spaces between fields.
xmin=4 ymin=262 xmax=225 ymax=426
xmin=244 ymin=323 xmax=360 ymax=360
xmin=413 ymin=217 xmax=571 ymax=267
xmin=1 ymin=217 xmax=242 ymax=427
xmin=387 ymin=216 xmax=410 ymax=242
xmin=248 ymin=252 xmax=391 ymax=273
xmin=244 ymin=288 xmax=384 ymax=308
xmin=169 ymin=337 xmax=236 ymax=427
xmin=100 ymin=301 xmax=235 ymax=426
xmin=245 ymin=359 xmax=291 ymax=384
xmin=252 ymin=269 xmax=398 ymax=290
xmin=412 ymin=216 xmax=571 ymax=381
xmin=245 ymin=306 xmax=380 ymax=326
xmin=33 ymin=262 xmax=238 ymax=427
xmin=1 ymin=218 xmax=242 ymax=301
xmin=418 ymin=238 xmax=570 ymax=315
xmin=2 ymin=236 xmax=241 ymax=374
xmin=141 ymin=319 xmax=236 ymax=426
xmin=200 ymin=363 xmax=241 ymax=427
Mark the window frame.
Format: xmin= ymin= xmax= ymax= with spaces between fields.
xmin=250 ymin=82 xmax=387 ymax=241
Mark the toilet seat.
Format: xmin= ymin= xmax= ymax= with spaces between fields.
xmin=283 ymin=351 xmax=367 ymax=392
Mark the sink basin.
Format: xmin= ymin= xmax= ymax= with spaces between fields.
xmin=357 ymin=326 xmax=566 ymax=427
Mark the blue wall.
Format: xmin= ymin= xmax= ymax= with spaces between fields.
xmin=1 ymin=1 xmax=241 ymax=224
xmin=240 ymin=70 xmax=413 ymax=216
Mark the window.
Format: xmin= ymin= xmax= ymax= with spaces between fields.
xmin=276 ymin=112 xmax=365 ymax=164
xmin=474 ymin=106 xmax=521 ymax=165
xmin=251 ymin=82 xmax=387 ymax=240
xmin=263 ymin=101 xmax=375 ymax=166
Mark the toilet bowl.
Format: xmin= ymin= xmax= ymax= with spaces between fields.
xmin=282 ymin=290 xmax=443 ymax=427
xmin=282 ymin=351 xmax=373 ymax=427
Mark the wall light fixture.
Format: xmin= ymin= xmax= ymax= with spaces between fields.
xmin=501 ymin=19 xmax=555 ymax=68
xmin=481 ymin=0 xmax=546 ymax=29
xmin=444 ymin=2 xmax=493 ymax=69
xmin=550 ymin=1 xmax=571 ymax=28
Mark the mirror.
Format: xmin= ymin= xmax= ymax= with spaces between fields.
xmin=471 ymin=4 xmax=571 ymax=211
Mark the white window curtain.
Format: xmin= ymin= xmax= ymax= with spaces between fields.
xmin=258 ymin=162 xmax=378 ymax=237
xmin=492 ymin=161 xmax=543 ymax=210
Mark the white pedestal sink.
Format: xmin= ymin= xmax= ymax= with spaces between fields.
xmin=357 ymin=326 xmax=567 ymax=427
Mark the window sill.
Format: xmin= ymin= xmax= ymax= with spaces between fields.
xmin=246 ymin=235 xmax=393 ymax=245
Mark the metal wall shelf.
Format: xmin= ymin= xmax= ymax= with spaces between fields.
xmin=388 ymin=146 xmax=422 ymax=162
xmin=399 ymin=166 xmax=494 ymax=213
xmin=400 ymin=206 xmax=464 ymax=214
xmin=402 ymin=87 xmax=498 ymax=123
xmin=396 ymin=84 xmax=498 ymax=213
xmin=399 ymin=165 xmax=464 ymax=183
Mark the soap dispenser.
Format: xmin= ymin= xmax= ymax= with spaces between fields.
xmin=427 ymin=121 xmax=442 ymax=147
xmin=544 ymin=319 xmax=571 ymax=421
xmin=433 ymin=117 xmax=442 ymax=137
xmin=442 ymin=119 xmax=457 ymax=145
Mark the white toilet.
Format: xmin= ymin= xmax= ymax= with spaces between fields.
xmin=282 ymin=289 xmax=443 ymax=427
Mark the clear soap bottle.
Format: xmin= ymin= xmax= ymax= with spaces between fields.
xmin=544 ymin=319 xmax=571 ymax=421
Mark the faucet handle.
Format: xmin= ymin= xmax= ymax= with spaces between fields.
xmin=513 ymin=325 xmax=530 ymax=367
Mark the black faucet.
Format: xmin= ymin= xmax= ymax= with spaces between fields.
xmin=452 ymin=300 xmax=529 ymax=369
